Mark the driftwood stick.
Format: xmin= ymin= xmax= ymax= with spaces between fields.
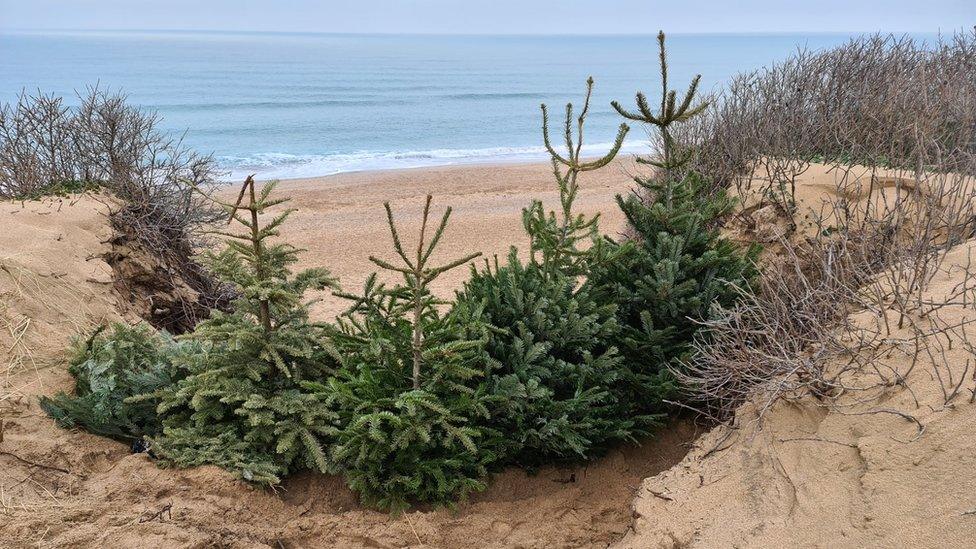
xmin=139 ymin=503 xmax=173 ymax=523
xmin=0 ymin=450 xmax=71 ymax=475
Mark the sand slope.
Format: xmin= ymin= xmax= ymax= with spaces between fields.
xmin=0 ymin=163 xmax=697 ymax=548
xmin=617 ymin=172 xmax=976 ymax=548
xmin=4 ymin=162 xmax=976 ymax=547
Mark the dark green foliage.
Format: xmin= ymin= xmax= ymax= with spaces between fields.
xmin=455 ymin=79 xmax=652 ymax=465
xmin=459 ymin=250 xmax=652 ymax=465
xmin=590 ymin=173 xmax=759 ymax=406
xmin=590 ymin=31 xmax=760 ymax=411
xmin=308 ymin=196 xmax=499 ymax=512
xmin=150 ymin=177 xmax=340 ymax=485
xmin=40 ymin=323 xmax=184 ymax=442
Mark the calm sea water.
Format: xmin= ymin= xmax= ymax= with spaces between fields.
xmin=0 ymin=31 xmax=933 ymax=180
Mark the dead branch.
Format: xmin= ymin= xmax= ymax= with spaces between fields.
xmin=0 ymin=450 xmax=71 ymax=475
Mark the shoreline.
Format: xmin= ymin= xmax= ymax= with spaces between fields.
xmin=223 ymin=155 xmax=551 ymax=185
xmin=249 ymin=156 xmax=553 ymax=185
xmin=222 ymin=147 xmax=650 ymax=185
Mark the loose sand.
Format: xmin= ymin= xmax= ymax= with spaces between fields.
xmin=227 ymin=160 xmax=639 ymax=319
xmin=2 ymin=161 xmax=976 ymax=547
xmin=0 ymin=161 xmax=701 ymax=548
xmin=619 ymin=240 xmax=976 ymax=549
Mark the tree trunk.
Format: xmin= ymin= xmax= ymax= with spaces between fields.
xmin=246 ymin=177 xmax=272 ymax=333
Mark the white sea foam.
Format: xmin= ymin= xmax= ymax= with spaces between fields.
xmin=218 ymin=140 xmax=652 ymax=181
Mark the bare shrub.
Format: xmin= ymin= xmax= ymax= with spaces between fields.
xmin=675 ymin=31 xmax=976 ymax=422
xmin=675 ymin=30 xmax=976 ymax=211
xmin=0 ymin=87 xmax=231 ymax=332
xmin=681 ymin=163 xmax=976 ymax=421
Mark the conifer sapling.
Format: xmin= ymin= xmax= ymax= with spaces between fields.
xmin=591 ymin=31 xmax=760 ymax=412
xmin=457 ymin=79 xmax=656 ymax=465
xmin=149 ymin=176 xmax=340 ymax=485
xmin=526 ymin=77 xmax=629 ymax=277
xmin=309 ymin=196 xmax=499 ymax=512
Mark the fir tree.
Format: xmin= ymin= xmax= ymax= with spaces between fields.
xmin=459 ymin=250 xmax=649 ymax=465
xmin=149 ymin=176 xmax=340 ymax=485
xmin=40 ymin=323 xmax=187 ymax=444
xmin=525 ymin=77 xmax=629 ymax=277
xmin=307 ymin=196 xmax=500 ymax=512
xmin=456 ymin=79 xmax=654 ymax=465
xmin=589 ymin=32 xmax=760 ymax=411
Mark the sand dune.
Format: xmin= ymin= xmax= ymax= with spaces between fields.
xmin=2 ymin=161 xmax=976 ymax=547
xmin=619 ymin=239 xmax=976 ymax=548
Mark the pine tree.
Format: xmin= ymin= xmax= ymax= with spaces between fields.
xmin=40 ymin=323 xmax=187 ymax=444
xmin=148 ymin=176 xmax=341 ymax=485
xmin=456 ymin=79 xmax=655 ymax=466
xmin=306 ymin=196 xmax=500 ymax=512
xmin=524 ymin=76 xmax=629 ymax=277
xmin=589 ymin=31 xmax=760 ymax=411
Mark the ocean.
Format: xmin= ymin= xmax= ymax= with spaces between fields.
xmin=0 ymin=31 xmax=931 ymax=180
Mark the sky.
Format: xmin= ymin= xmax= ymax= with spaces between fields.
xmin=0 ymin=0 xmax=973 ymax=34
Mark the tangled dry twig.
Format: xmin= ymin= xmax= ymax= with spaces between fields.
xmin=0 ymin=87 xmax=234 ymax=332
xmin=675 ymin=31 xmax=976 ymax=425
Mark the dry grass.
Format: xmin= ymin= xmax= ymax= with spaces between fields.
xmin=0 ymin=232 xmax=120 ymax=416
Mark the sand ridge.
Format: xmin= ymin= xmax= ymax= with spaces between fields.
xmin=617 ymin=243 xmax=976 ymax=548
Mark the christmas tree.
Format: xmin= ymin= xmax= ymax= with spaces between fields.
xmin=589 ymin=31 xmax=760 ymax=411
xmin=40 ymin=323 xmax=187 ymax=445
xmin=456 ymin=79 xmax=655 ymax=465
xmin=149 ymin=176 xmax=341 ymax=485
xmin=307 ymin=196 xmax=501 ymax=512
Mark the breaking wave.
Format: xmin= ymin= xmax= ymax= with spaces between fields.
xmin=217 ymin=140 xmax=651 ymax=181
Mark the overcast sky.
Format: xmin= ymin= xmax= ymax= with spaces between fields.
xmin=1 ymin=0 xmax=973 ymax=34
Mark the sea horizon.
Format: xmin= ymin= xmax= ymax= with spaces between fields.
xmin=0 ymin=29 xmax=940 ymax=180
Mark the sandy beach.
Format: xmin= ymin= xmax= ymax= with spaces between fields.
xmin=230 ymin=159 xmax=640 ymax=318
xmin=3 ymin=16 xmax=974 ymax=548
xmin=5 ymin=159 xmax=976 ymax=547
